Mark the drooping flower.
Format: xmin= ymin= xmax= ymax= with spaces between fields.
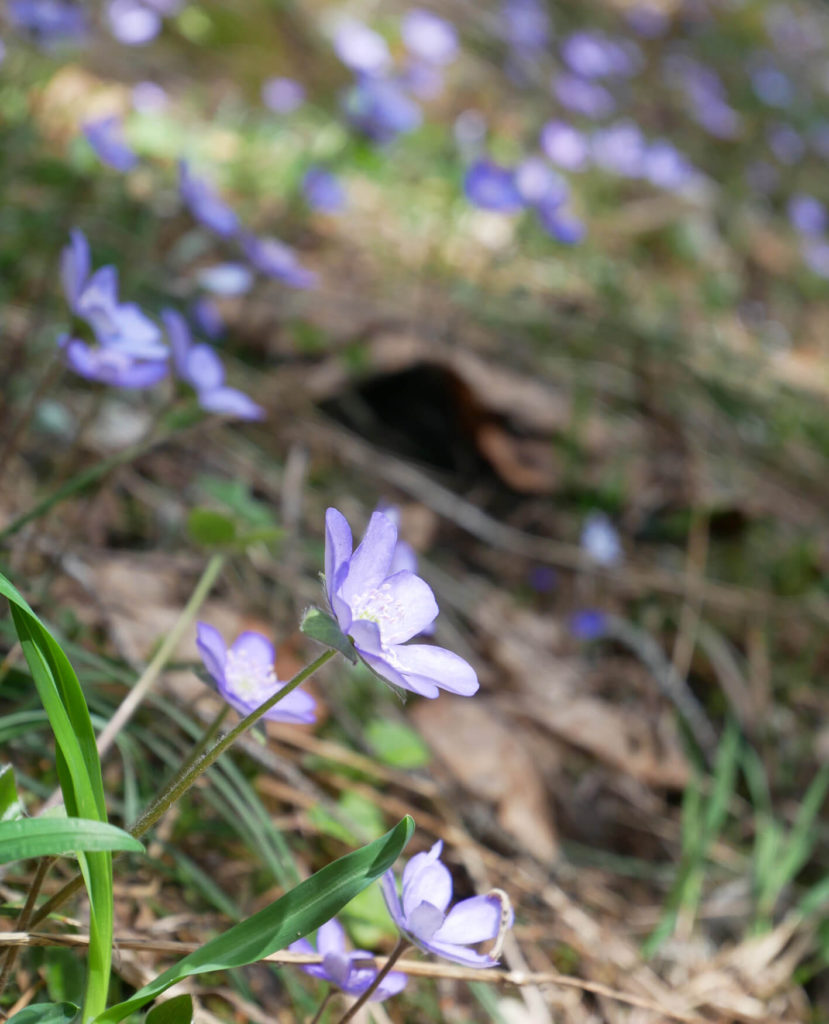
xmin=324 ymin=508 xmax=478 ymax=698
xmin=196 ymin=623 xmax=316 ymax=723
xmin=463 ymin=160 xmax=523 ymax=213
xmin=179 ymin=161 xmax=239 ymax=238
xmin=401 ymin=9 xmax=458 ymax=66
xmin=262 ymin=76 xmax=305 ymax=114
xmin=381 ymin=840 xmax=511 ymax=967
xmin=163 ymin=308 xmax=264 ymax=420
xmin=241 ymin=235 xmax=316 ymax=289
xmin=83 ymin=115 xmax=138 ymax=172
xmin=303 ymin=167 xmax=346 ymax=213
xmin=289 ymin=918 xmax=407 ymax=1001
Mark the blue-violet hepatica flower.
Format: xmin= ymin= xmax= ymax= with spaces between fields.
xmin=289 ymin=918 xmax=407 ymax=1001
xmin=325 ymin=508 xmax=477 ymax=697
xmin=179 ymin=161 xmax=239 ymax=238
xmin=196 ymin=623 xmax=316 ymax=724
xmin=83 ymin=115 xmax=138 ymax=172
xmin=381 ymin=840 xmax=512 ymax=966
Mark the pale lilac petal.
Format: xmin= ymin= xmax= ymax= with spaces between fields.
xmin=406 ymin=900 xmax=445 ymax=941
xmin=351 ymin=628 xmax=411 ymax=691
xmin=434 ymin=894 xmax=501 ymax=944
xmin=389 ymin=538 xmax=418 ymax=575
xmin=421 ymin=938 xmax=498 ymax=968
xmin=373 ymin=971 xmax=408 ymax=1000
xmin=392 ymin=643 xmax=479 ymax=697
xmin=402 ymin=861 xmax=451 ymax=917
xmin=340 ymin=511 xmax=398 ymax=603
xmin=104 ymin=304 xmax=166 ymax=357
xmin=316 ymin=917 xmax=347 ymax=956
xmin=162 ymin=308 xmax=191 ymax=376
xmin=375 ymin=571 xmax=438 ymax=644
xmin=61 ymin=229 xmax=89 ymax=308
xmin=186 ymin=344 xmax=224 ymax=391
xmin=321 ymin=951 xmax=352 ymax=988
xmin=380 ymin=870 xmax=406 ymax=929
xmin=288 ymin=937 xmax=330 ymax=980
xmin=325 ymin=507 xmax=353 ymax=606
xmin=198 ymin=387 xmax=264 ymax=421
xmin=229 ymin=631 xmax=275 ymax=669
xmin=195 ymin=622 xmax=227 ymax=685
xmin=261 ymin=686 xmax=316 ymax=724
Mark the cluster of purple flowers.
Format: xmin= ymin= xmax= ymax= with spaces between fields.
xmin=59 ymin=229 xmax=263 ymax=417
xmin=333 ymin=9 xmax=458 ymax=144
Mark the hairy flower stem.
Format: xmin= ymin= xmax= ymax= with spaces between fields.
xmin=335 ymin=938 xmax=410 ymax=1024
xmin=28 ymin=648 xmax=336 ymax=928
xmin=309 ymin=989 xmax=335 ymax=1024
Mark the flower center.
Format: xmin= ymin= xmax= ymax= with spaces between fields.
xmin=225 ymin=648 xmax=276 ymax=700
xmin=350 ymin=582 xmax=406 ymax=639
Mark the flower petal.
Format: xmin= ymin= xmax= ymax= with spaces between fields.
xmin=261 ymin=686 xmax=316 ymax=724
xmin=374 ymin=571 xmax=438 ymax=644
xmin=339 ymin=511 xmax=397 ymax=604
xmin=198 ymin=386 xmax=264 ymax=421
xmin=162 ymin=308 xmax=192 ymax=377
xmin=434 ymin=894 xmax=501 ymax=945
xmin=406 ymin=900 xmax=445 ymax=941
xmin=380 ymin=870 xmax=406 ymax=930
xmin=229 ymin=631 xmax=275 ymax=669
xmin=373 ymin=970 xmax=408 ymax=1000
xmin=325 ymin=507 xmax=353 ymax=605
xmin=316 ymin=917 xmax=346 ymax=956
xmin=402 ymin=860 xmax=452 ymax=918
xmin=196 ymin=622 xmax=227 ymax=685
xmin=392 ymin=643 xmax=478 ymax=697
xmin=419 ymin=937 xmax=498 ymax=968
xmin=186 ymin=344 xmax=224 ymax=391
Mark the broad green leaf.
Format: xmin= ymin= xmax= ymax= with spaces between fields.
xmin=0 ymin=764 xmax=24 ymax=821
xmin=0 ymin=818 xmax=143 ymax=863
xmin=300 ymin=607 xmax=357 ymax=664
xmin=145 ymin=995 xmax=193 ymax=1024
xmin=96 ymin=816 xmax=415 ymax=1024
xmin=7 ymin=1003 xmax=79 ymax=1024
xmin=186 ymin=508 xmax=237 ymax=547
xmin=366 ymin=720 xmax=431 ymax=769
xmin=0 ymin=572 xmax=113 ymax=1024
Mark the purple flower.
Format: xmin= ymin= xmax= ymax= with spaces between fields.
xmin=107 ymin=0 xmax=160 ymax=45
xmin=581 ymin=511 xmax=622 ymax=566
xmin=499 ymin=0 xmax=551 ymax=56
xmin=591 ymin=120 xmax=646 ymax=177
xmin=262 ymin=76 xmax=305 ymax=114
xmin=537 ymin=205 xmax=585 ymax=244
xmin=324 ymin=508 xmax=478 ymax=699
xmin=552 ymin=74 xmax=616 ymax=119
xmin=802 ymin=240 xmax=829 ymax=279
xmin=514 ymin=157 xmax=568 ymax=208
xmin=400 ymin=61 xmax=445 ymax=101
xmin=463 ymin=160 xmax=523 ymax=213
xmin=665 ymin=55 xmax=741 ymax=139
xmin=289 ymin=918 xmax=407 ymax=1001
xmin=179 ymin=161 xmax=239 ymax=238
xmin=302 ymin=167 xmax=346 ymax=213
xmin=83 ymin=115 xmax=137 ymax=172
xmin=642 ymin=139 xmax=695 ymax=191
xmin=401 ymin=9 xmax=458 ymax=66
xmin=196 ymin=263 xmax=253 ymax=297
xmin=750 ymin=63 xmax=793 ymax=108
xmin=570 ymin=609 xmax=607 ymax=640
xmin=376 ymin=504 xmax=435 ymax=636
xmin=7 ymin=0 xmax=87 ymax=46
xmin=334 ymin=19 xmax=391 ymax=75
xmin=561 ymin=31 xmax=641 ymax=79
xmin=60 ymin=335 xmax=168 ymax=389
xmin=163 ymin=308 xmax=264 ymax=420
xmin=788 ymin=194 xmax=826 ymax=237
xmin=625 ymin=3 xmax=669 ymax=38
xmin=61 ymin=229 xmax=165 ymax=357
xmin=242 ymin=235 xmax=316 ymax=289
xmin=132 ymin=80 xmax=168 ymax=112
xmin=381 ymin=840 xmax=511 ymax=967
xmin=342 ymin=77 xmax=422 ymax=144
xmin=196 ymin=624 xmax=316 ymax=724
xmin=540 ymin=120 xmax=589 ymax=172
xmin=190 ymin=297 xmax=224 ymax=339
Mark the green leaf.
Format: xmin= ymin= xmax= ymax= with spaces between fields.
xmin=300 ymin=607 xmax=357 ymax=664
xmin=0 ymin=818 xmax=143 ymax=863
xmin=0 ymin=572 xmax=113 ymax=1024
xmin=145 ymin=995 xmax=193 ymax=1024
xmin=7 ymin=1003 xmax=79 ymax=1024
xmin=186 ymin=508 xmax=237 ymax=547
xmin=0 ymin=764 xmax=24 ymax=821
xmin=366 ymin=720 xmax=431 ymax=769
xmin=95 ymin=816 xmax=415 ymax=1024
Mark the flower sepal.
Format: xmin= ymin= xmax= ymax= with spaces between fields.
xmin=300 ymin=606 xmax=358 ymax=664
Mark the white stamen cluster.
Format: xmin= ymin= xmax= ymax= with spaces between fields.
xmin=225 ymin=648 xmax=276 ymax=700
xmin=350 ymin=582 xmax=406 ymax=638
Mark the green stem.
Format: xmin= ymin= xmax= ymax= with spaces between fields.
xmin=334 ymin=938 xmax=409 ymax=1024
xmin=28 ymin=648 xmax=336 ymax=928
